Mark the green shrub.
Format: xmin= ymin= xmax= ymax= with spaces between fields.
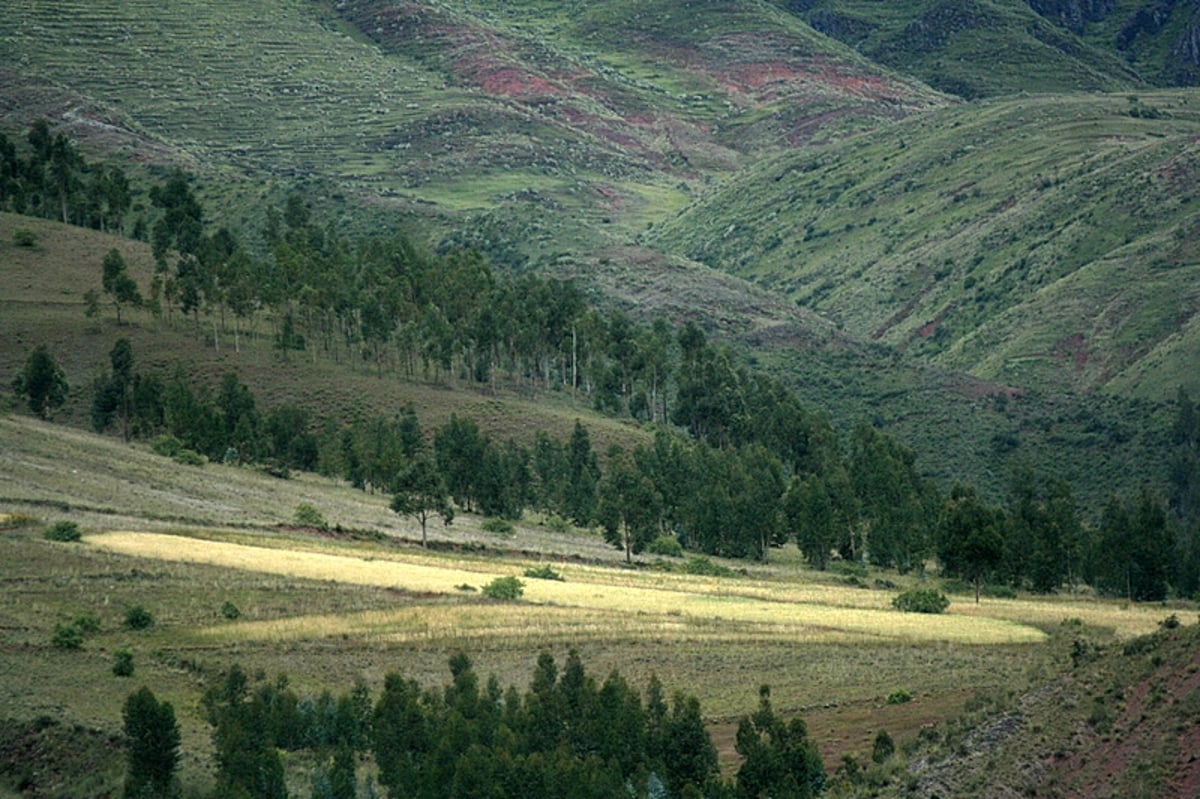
xmin=52 ymin=623 xmax=83 ymax=650
xmin=872 ymin=730 xmax=895 ymax=763
xmin=220 ymin=601 xmax=241 ymax=620
xmin=74 ymin=612 xmax=101 ymax=635
xmin=892 ymin=589 xmax=950 ymax=614
xmin=172 ymin=449 xmax=205 ymax=466
xmin=482 ymin=576 xmax=524 ymax=600
xmin=981 ymin=583 xmax=1017 ymax=599
xmin=523 ymin=564 xmax=564 ymax=581
xmin=150 ymin=435 xmax=183 ymax=457
xmin=544 ymin=514 xmax=571 ymax=533
xmin=646 ymin=535 xmax=684 ymax=557
xmin=886 ymin=689 xmax=912 ymax=705
xmin=124 ymin=605 xmax=155 ymax=630
xmin=481 ymin=518 xmax=516 ymax=537
xmin=293 ymin=502 xmax=328 ymax=530
xmin=112 ymin=649 xmax=135 ymax=677
xmin=939 ymin=578 xmax=972 ymax=595
xmin=831 ymin=561 xmax=868 ymax=579
xmin=43 ymin=521 xmax=81 ymax=542
xmin=12 ymin=228 xmax=37 ymax=247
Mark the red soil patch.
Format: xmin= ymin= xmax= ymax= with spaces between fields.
xmin=1054 ymin=333 xmax=1089 ymax=371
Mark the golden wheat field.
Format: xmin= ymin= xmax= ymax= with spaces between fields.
xmin=80 ymin=530 xmax=1169 ymax=650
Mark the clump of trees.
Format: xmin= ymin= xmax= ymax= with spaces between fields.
xmin=0 ymin=120 xmax=132 ymax=232
xmin=176 ymin=651 xmax=819 ymax=798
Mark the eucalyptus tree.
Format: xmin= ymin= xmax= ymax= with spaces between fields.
xmin=101 ymin=248 xmax=142 ymax=325
xmin=12 ymin=344 xmax=68 ymax=419
xmin=597 ymin=446 xmax=663 ymax=563
xmin=391 ymin=451 xmax=453 ymax=547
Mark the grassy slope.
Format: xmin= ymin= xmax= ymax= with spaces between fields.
xmin=889 ymin=619 xmax=1200 ymax=798
xmin=0 ymin=0 xmax=942 ymax=259
xmin=649 ymin=89 xmax=1200 ymax=400
xmin=784 ymin=0 xmax=1147 ymax=98
xmin=0 ymin=212 xmax=650 ymax=459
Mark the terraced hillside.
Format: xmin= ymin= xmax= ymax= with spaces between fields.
xmin=0 ymin=0 xmax=942 ymax=261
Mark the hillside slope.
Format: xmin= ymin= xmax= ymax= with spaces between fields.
xmin=885 ymin=618 xmax=1200 ymax=798
xmin=786 ymin=0 xmax=1200 ymax=97
xmin=0 ymin=0 xmax=943 ymax=262
xmin=649 ymin=89 xmax=1200 ymax=399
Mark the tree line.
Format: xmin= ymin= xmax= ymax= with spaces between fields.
xmin=123 ymin=651 xmax=823 ymax=799
xmin=55 ymin=333 xmax=1193 ymax=600
xmin=6 ymin=128 xmax=1197 ymax=598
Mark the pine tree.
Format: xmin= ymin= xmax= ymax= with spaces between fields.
xmin=123 ymin=687 xmax=181 ymax=799
xmin=12 ymin=344 xmax=68 ymax=419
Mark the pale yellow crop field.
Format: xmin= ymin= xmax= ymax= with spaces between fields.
xmin=86 ymin=531 xmax=1069 ymax=647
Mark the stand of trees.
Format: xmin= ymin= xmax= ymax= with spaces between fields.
xmin=46 ymin=330 xmax=1194 ymax=597
xmin=145 ymin=651 xmax=819 ymax=799
xmin=0 ymin=120 xmax=132 ymax=232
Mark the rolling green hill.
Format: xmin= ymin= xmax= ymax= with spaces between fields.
xmin=783 ymin=0 xmax=1200 ymax=97
xmin=650 ymin=89 xmax=1200 ymax=400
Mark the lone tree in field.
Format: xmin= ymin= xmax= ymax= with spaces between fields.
xmin=122 ymin=686 xmax=181 ymax=799
xmin=12 ymin=344 xmax=68 ymax=419
xmin=391 ymin=452 xmax=453 ymax=546
xmin=102 ymin=247 xmax=142 ymax=325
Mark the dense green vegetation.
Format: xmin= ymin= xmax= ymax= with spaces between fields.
xmin=124 ymin=650 xmax=821 ymax=799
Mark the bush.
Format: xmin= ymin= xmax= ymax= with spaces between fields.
xmin=886 ymin=689 xmax=912 ymax=705
xmin=482 ymin=576 xmax=524 ymax=600
xmin=124 ymin=605 xmax=155 ymax=630
xmin=172 ymin=449 xmax=205 ymax=466
xmin=524 ymin=564 xmax=564 ymax=581
xmin=939 ymin=578 xmax=972 ymax=595
xmin=74 ymin=612 xmax=101 ymax=635
xmin=43 ymin=521 xmax=81 ymax=542
xmin=981 ymin=583 xmax=1017 ymax=599
xmin=52 ymin=623 xmax=83 ymax=650
xmin=892 ymin=589 xmax=950 ymax=614
xmin=1160 ymin=613 xmax=1181 ymax=630
xmin=150 ymin=435 xmax=183 ymax=457
xmin=646 ymin=535 xmax=684 ymax=558
xmin=293 ymin=502 xmax=328 ymax=530
xmin=872 ymin=730 xmax=895 ymax=763
xmin=112 ymin=649 xmax=135 ymax=677
xmin=220 ymin=601 xmax=241 ymax=620
xmin=544 ymin=514 xmax=571 ymax=533
xmin=481 ymin=518 xmax=516 ymax=537
xmin=12 ymin=228 xmax=37 ymax=247
xmin=831 ymin=561 xmax=868 ymax=579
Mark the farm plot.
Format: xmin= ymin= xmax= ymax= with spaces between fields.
xmin=88 ymin=531 xmax=1048 ymax=647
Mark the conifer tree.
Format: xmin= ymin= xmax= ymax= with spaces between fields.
xmin=123 ymin=686 xmax=181 ymax=799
